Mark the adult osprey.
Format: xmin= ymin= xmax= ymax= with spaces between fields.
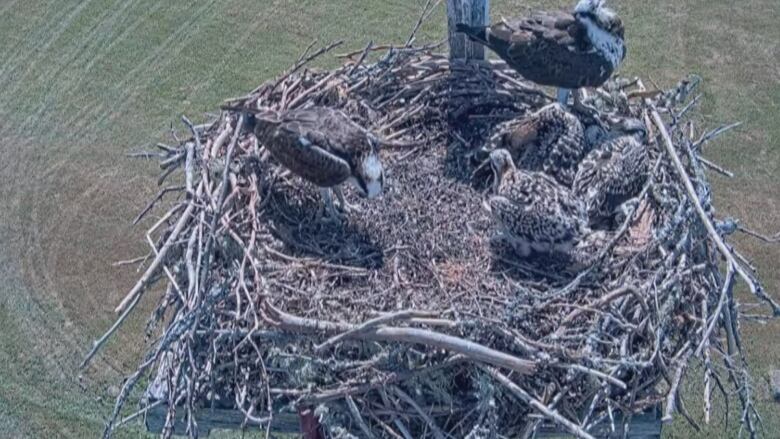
xmin=242 ymin=107 xmax=385 ymax=220
xmin=485 ymin=149 xmax=589 ymax=257
xmin=456 ymin=0 xmax=626 ymax=104
xmin=573 ymin=118 xmax=648 ymax=221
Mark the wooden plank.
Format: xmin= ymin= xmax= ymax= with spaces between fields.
xmin=144 ymin=403 xmax=662 ymax=438
xmin=536 ymin=407 xmax=662 ymax=439
xmin=145 ymin=404 xmax=302 ymax=437
xmin=447 ymin=0 xmax=490 ymax=60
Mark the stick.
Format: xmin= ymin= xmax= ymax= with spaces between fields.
xmin=271 ymin=40 xmax=344 ymax=92
xmin=348 ymin=41 xmax=373 ymax=76
xmin=346 ymin=396 xmax=377 ymax=439
xmin=737 ymin=226 xmax=780 ymax=243
xmin=651 ymin=108 xmax=780 ymax=314
xmin=269 ymin=306 xmax=536 ymax=375
xmin=483 ymin=367 xmax=597 ymax=439
xmin=662 ymin=349 xmax=692 ymax=423
xmin=133 ymin=185 xmax=186 ymax=225
xmin=694 ymin=266 xmax=735 ymax=357
xmin=393 ymin=387 xmax=447 ymax=439
xmin=699 ymin=156 xmax=734 ymax=178
xmin=113 ymin=201 xmax=196 ymax=314
xmin=554 ymin=364 xmax=628 ymax=390
xmin=692 ymin=122 xmax=743 ymax=151
xmin=82 ymin=289 xmax=145 ymax=368
xmin=406 ymin=0 xmax=442 ymax=47
xmin=314 ymin=310 xmax=439 ymax=352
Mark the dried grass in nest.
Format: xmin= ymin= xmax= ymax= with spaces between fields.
xmin=87 ymin=30 xmax=779 ymax=439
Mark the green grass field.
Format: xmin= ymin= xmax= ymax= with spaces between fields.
xmin=0 ymin=1 xmax=778 ymax=437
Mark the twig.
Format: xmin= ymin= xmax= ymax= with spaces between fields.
xmin=483 ymin=367 xmax=597 ymax=439
xmin=737 ymin=226 xmax=780 ymax=243
xmin=346 ymin=396 xmax=377 ymax=439
xmin=348 ymin=41 xmax=373 ymax=76
xmin=555 ymin=364 xmax=628 ymax=390
xmin=269 ymin=306 xmax=537 ymax=375
xmin=271 ymin=40 xmax=344 ymax=93
xmin=405 ymin=0 xmax=442 ymax=47
xmin=692 ymin=122 xmax=743 ymax=151
xmin=113 ymin=202 xmax=196 ymax=315
xmin=651 ymin=108 xmax=780 ymax=314
xmin=662 ymin=348 xmax=692 ymax=423
xmin=133 ymin=186 xmax=186 ymax=225
xmin=314 ymin=310 xmax=439 ymax=352
xmin=393 ymin=387 xmax=447 ymax=439
xmin=699 ymin=156 xmax=734 ymax=178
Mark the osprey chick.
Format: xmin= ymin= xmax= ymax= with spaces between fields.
xmin=573 ymin=118 xmax=648 ymax=221
xmin=486 ymin=149 xmax=589 ymax=257
xmin=484 ymin=103 xmax=587 ymax=187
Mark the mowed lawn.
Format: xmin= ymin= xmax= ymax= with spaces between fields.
xmin=0 ymin=0 xmax=777 ymax=437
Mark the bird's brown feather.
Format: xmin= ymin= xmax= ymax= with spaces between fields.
xmin=464 ymin=11 xmax=616 ymax=88
xmin=254 ymin=107 xmax=372 ymax=188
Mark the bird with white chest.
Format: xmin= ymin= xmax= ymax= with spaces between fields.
xmin=243 ymin=106 xmax=385 ymax=221
xmin=456 ymin=0 xmax=627 ymax=106
xmin=485 ymin=149 xmax=589 ymax=258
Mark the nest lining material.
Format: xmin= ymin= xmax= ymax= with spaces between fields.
xmin=87 ymin=36 xmax=778 ymax=439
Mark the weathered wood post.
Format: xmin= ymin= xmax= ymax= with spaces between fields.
xmin=447 ymin=0 xmax=490 ymax=60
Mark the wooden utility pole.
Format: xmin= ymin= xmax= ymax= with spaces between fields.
xmin=447 ymin=0 xmax=490 ymax=60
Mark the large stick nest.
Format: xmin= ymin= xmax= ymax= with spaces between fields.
xmin=90 ymin=33 xmax=780 ymax=439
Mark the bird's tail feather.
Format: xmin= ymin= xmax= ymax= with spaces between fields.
xmin=455 ymin=23 xmax=490 ymax=46
xmin=221 ymin=104 xmax=277 ymax=118
xmin=220 ymin=104 xmax=280 ymax=128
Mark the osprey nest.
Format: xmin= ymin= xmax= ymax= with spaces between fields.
xmin=89 ymin=38 xmax=779 ymax=439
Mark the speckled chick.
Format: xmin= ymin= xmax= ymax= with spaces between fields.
xmin=486 ymin=149 xmax=589 ymax=257
xmin=487 ymin=103 xmax=587 ymax=187
xmin=573 ymin=118 xmax=649 ymax=220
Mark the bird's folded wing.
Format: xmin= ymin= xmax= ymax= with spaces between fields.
xmin=270 ymin=125 xmax=353 ymax=188
xmin=284 ymin=109 xmax=365 ymax=160
xmin=503 ymin=11 xmax=582 ymax=48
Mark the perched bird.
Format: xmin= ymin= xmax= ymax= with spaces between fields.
xmin=573 ymin=118 xmax=648 ymax=220
xmin=241 ymin=106 xmax=385 ymax=219
xmin=457 ymin=0 xmax=626 ymax=104
xmin=485 ymin=149 xmax=589 ymax=257
xmin=483 ymin=103 xmax=587 ymax=187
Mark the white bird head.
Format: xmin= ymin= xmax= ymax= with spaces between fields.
xmin=574 ymin=0 xmax=606 ymax=14
xmin=574 ymin=0 xmax=625 ymax=40
xmin=352 ymin=134 xmax=384 ymax=199
xmin=489 ymin=149 xmax=519 ymax=193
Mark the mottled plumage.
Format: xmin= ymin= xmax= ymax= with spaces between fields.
xmin=249 ymin=107 xmax=384 ymax=218
xmin=573 ymin=118 xmax=648 ymax=219
xmin=487 ymin=103 xmax=587 ymax=187
xmin=486 ymin=149 xmax=589 ymax=257
xmin=456 ymin=0 xmax=626 ymax=92
xmin=570 ymin=230 xmax=611 ymax=269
